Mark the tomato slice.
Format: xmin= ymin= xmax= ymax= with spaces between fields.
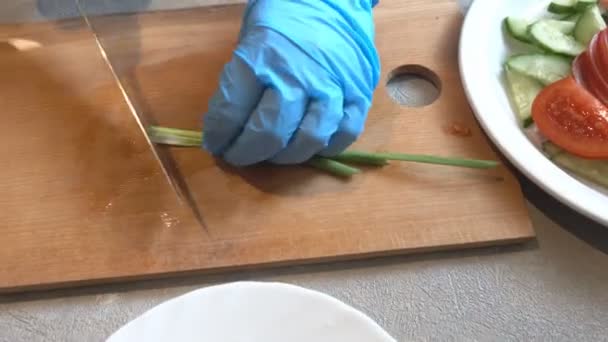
xmin=532 ymin=76 xmax=608 ymax=159
xmin=589 ymin=29 xmax=608 ymax=90
xmin=572 ymin=51 xmax=587 ymax=85
xmin=573 ymin=51 xmax=608 ymax=105
xmin=592 ymin=30 xmax=608 ymax=73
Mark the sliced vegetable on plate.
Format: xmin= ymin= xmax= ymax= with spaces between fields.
xmin=528 ymin=19 xmax=585 ymax=56
xmin=532 ymin=75 xmax=608 ymax=159
xmin=504 ymin=64 xmax=544 ymax=128
xmin=591 ymin=29 xmax=608 ymax=79
xmin=502 ymin=0 xmax=608 ymax=188
xmin=548 ymin=0 xmax=579 ymax=14
xmin=574 ymin=2 xmax=606 ymax=44
xmin=544 ymin=141 xmax=608 ymax=187
xmin=506 ymin=54 xmax=572 ymax=85
xmin=572 ymin=50 xmax=608 ymax=104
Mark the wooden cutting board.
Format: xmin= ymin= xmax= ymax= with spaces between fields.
xmin=0 ymin=0 xmax=534 ymax=293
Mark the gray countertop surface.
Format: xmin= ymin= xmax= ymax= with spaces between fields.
xmin=2 ymin=0 xmax=608 ymax=341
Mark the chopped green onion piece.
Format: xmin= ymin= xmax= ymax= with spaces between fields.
xmin=148 ymin=126 xmax=203 ymax=146
xmin=306 ymin=157 xmax=361 ymax=177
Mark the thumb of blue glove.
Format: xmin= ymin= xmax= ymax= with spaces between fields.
xmin=202 ymin=0 xmax=381 ymax=166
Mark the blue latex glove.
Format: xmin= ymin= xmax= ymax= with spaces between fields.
xmin=202 ymin=0 xmax=381 ymax=166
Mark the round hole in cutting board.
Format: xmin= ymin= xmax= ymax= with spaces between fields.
xmin=386 ymin=65 xmax=441 ymax=107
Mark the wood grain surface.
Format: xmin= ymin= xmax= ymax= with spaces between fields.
xmin=0 ymin=0 xmax=534 ymax=293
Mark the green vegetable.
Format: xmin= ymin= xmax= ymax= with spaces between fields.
xmin=307 ymin=157 xmax=361 ymax=178
xmin=573 ymin=3 xmax=606 ymax=46
xmin=528 ymin=19 xmax=586 ymax=56
xmin=330 ymin=151 xmax=389 ymax=166
xmin=147 ymin=126 xmax=203 ymax=146
xmin=504 ymin=64 xmax=543 ymax=127
xmin=506 ymin=53 xmax=572 ymax=86
xmin=543 ymin=142 xmax=608 ymax=187
xmin=575 ymin=0 xmax=599 ymax=11
xmin=548 ymin=0 xmax=578 ymax=14
xmin=147 ymin=125 xmax=362 ymax=177
xmin=146 ymin=126 xmax=500 ymax=178
xmin=563 ymin=13 xmax=582 ymax=24
xmin=371 ymin=152 xmax=500 ymax=169
xmin=504 ymin=17 xmax=533 ymax=43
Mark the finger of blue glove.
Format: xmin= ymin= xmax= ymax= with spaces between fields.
xmin=222 ymin=86 xmax=307 ymax=166
xmin=202 ymin=56 xmax=264 ymax=155
xmin=318 ymin=101 xmax=368 ymax=157
xmin=270 ymin=87 xmax=344 ymax=165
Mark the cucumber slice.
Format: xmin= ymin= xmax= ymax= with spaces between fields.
xmin=506 ymin=54 xmax=572 ymax=85
xmin=548 ymin=0 xmax=578 ymax=14
xmin=544 ymin=19 xmax=577 ymax=34
xmin=543 ymin=142 xmax=563 ymax=158
xmin=504 ymin=65 xmax=543 ymax=127
xmin=504 ymin=17 xmax=533 ymax=43
xmin=543 ymin=142 xmax=608 ymax=187
xmin=563 ymin=13 xmax=582 ymax=23
xmin=529 ymin=20 xmax=586 ymax=56
xmin=574 ymin=4 xmax=606 ymax=45
xmin=504 ymin=18 xmax=574 ymax=43
xmin=576 ymin=0 xmax=598 ymax=11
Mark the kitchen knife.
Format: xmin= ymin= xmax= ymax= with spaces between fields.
xmin=75 ymin=0 xmax=207 ymax=229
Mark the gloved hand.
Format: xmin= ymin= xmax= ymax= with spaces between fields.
xmin=202 ymin=0 xmax=381 ymax=166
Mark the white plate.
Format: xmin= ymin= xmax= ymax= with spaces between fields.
xmin=459 ymin=0 xmax=608 ymax=226
xmin=106 ymin=281 xmax=396 ymax=342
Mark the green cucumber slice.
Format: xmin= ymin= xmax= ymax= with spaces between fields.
xmin=529 ymin=19 xmax=586 ymax=56
xmin=504 ymin=65 xmax=543 ymax=127
xmin=543 ymin=141 xmax=563 ymax=158
xmin=575 ymin=0 xmax=598 ymax=11
xmin=548 ymin=0 xmax=578 ymax=14
xmin=506 ymin=54 xmax=572 ymax=85
xmin=563 ymin=13 xmax=582 ymax=23
xmin=504 ymin=17 xmax=533 ymax=43
xmin=543 ymin=142 xmax=608 ymax=187
xmin=504 ymin=18 xmax=575 ymax=44
xmin=574 ymin=4 xmax=606 ymax=45
xmin=544 ymin=19 xmax=577 ymax=34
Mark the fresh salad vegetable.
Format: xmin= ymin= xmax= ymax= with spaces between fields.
xmin=503 ymin=0 xmax=608 ymax=188
xmin=531 ymin=75 xmax=608 ymax=159
xmin=548 ymin=0 xmax=578 ymax=14
xmin=543 ymin=141 xmax=608 ymax=186
xmin=147 ymin=126 xmax=499 ymax=179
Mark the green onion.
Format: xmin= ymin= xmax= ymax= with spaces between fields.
xmin=147 ymin=126 xmax=202 ymax=147
xmin=346 ymin=151 xmax=499 ymax=169
xmin=330 ymin=150 xmax=389 ymax=166
xmin=306 ymin=157 xmax=361 ymax=177
xmin=147 ymin=126 xmax=361 ymax=178
xmin=146 ymin=126 xmax=500 ymax=177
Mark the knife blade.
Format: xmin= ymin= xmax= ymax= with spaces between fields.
xmin=75 ymin=0 xmax=207 ymax=230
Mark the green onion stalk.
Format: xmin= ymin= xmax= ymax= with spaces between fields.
xmin=147 ymin=126 xmax=500 ymax=178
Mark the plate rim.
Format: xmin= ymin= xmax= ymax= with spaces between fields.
xmin=106 ymin=281 xmax=396 ymax=342
xmin=458 ymin=0 xmax=608 ymax=226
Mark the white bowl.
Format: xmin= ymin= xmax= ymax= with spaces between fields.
xmin=459 ymin=0 xmax=608 ymax=226
xmin=106 ymin=281 xmax=396 ymax=342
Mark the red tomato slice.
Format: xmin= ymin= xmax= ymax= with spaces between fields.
xmin=532 ymin=76 xmax=608 ymax=159
xmin=572 ymin=52 xmax=588 ymax=88
xmin=589 ymin=29 xmax=608 ymax=90
xmin=572 ymin=51 xmax=608 ymax=105
xmin=593 ymin=30 xmax=608 ymax=69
